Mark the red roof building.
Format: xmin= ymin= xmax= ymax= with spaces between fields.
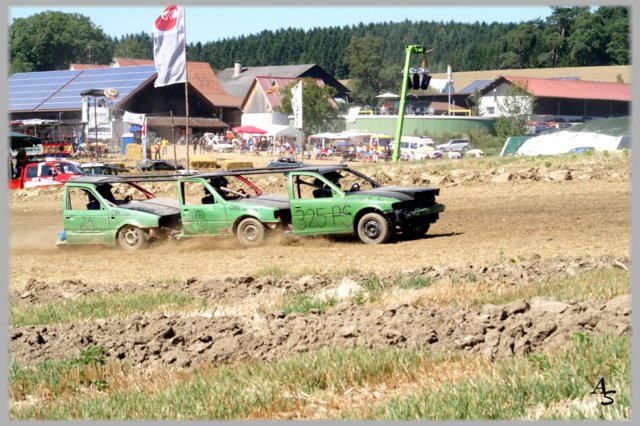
xmin=503 ymin=76 xmax=630 ymax=102
xmin=477 ymin=76 xmax=630 ymax=119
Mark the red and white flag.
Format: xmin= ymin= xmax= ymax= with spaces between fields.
xmin=153 ymin=5 xmax=186 ymax=87
xmin=291 ymin=80 xmax=303 ymax=129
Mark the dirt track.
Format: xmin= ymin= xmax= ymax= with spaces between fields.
xmin=8 ymin=157 xmax=631 ymax=368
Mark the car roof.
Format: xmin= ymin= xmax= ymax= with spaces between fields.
xmin=65 ymin=174 xmax=183 ymax=185
xmin=65 ymin=165 xmax=350 ymax=185
xmin=192 ymin=164 xmax=348 ymax=179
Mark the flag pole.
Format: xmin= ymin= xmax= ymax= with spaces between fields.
xmin=170 ymin=110 xmax=178 ymax=172
xmin=183 ymin=7 xmax=190 ymax=171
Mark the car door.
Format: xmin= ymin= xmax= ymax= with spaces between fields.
xmin=63 ymin=187 xmax=113 ymax=244
xmin=179 ymin=180 xmax=229 ymax=236
xmin=288 ymin=172 xmax=352 ymax=235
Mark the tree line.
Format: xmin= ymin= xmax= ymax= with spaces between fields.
xmin=10 ymin=6 xmax=628 ymax=76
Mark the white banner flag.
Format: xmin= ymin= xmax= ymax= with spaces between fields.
xmin=122 ymin=111 xmax=146 ymax=125
xmin=153 ymin=5 xmax=187 ymax=87
xmin=291 ymin=80 xmax=303 ymax=129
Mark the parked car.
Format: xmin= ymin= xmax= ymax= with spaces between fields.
xmin=569 ymin=146 xmax=595 ymax=154
xmin=436 ymin=139 xmax=472 ymax=152
xmin=200 ymin=133 xmax=234 ymax=153
xmin=9 ymin=159 xmax=84 ymax=190
xmin=465 ymin=149 xmax=485 ymax=158
xmin=80 ymin=162 xmax=130 ymax=175
xmin=267 ymin=156 xmax=310 ymax=168
xmin=136 ymin=160 xmax=197 ymax=174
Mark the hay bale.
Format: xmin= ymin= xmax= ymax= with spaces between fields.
xmin=191 ymin=160 xmax=218 ymax=169
xmin=223 ymin=160 xmax=253 ymax=171
xmin=125 ymin=144 xmax=152 ymax=160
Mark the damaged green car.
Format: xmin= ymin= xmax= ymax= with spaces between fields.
xmin=57 ymin=165 xmax=445 ymax=250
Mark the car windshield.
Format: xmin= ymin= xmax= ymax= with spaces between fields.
xmin=57 ymin=162 xmax=84 ymax=174
xmin=321 ymin=168 xmax=380 ymax=191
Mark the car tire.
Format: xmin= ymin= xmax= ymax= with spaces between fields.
xmin=357 ymin=212 xmax=391 ymax=244
xmin=117 ymin=225 xmax=147 ymax=251
xmin=236 ymin=217 xmax=265 ymax=247
xmin=404 ymin=223 xmax=430 ymax=240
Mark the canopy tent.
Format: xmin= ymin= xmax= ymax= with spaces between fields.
xmin=516 ymin=131 xmax=626 ymax=156
xmin=375 ymin=92 xmax=400 ymax=98
xmin=266 ymin=125 xmax=303 ymax=146
xmin=9 ymin=131 xmax=42 ymax=149
xmin=309 ymin=132 xmax=344 ymax=139
xmin=232 ymin=125 xmax=267 ymax=134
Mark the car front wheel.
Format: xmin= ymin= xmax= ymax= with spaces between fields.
xmin=117 ymin=225 xmax=147 ymax=251
xmin=404 ymin=223 xmax=430 ymax=240
xmin=236 ymin=217 xmax=266 ymax=247
xmin=357 ymin=212 xmax=391 ymax=244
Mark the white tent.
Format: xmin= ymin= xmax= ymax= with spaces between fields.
xmin=375 ymin=92 xmax=400 ymax=98
xmin=516 ymin=131 xmax=625 ymax=156
xmin=266 ymin=124 xmax=303 ymax=146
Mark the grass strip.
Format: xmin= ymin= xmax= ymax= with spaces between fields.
xmin=10 ymin=333 xmax=629 ymax=420
xmin=9 ymin=347 xmax=448 ymax=419
xmin=420 ymin=267 xmax=630 ymax=308
xmin=345 ymin=333 xmax=629 ymax=420
xmin=10 ymin=292 xmax=199 ymax=327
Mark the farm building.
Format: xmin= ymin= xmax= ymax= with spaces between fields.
xmin=474 ymin=76 xmax=630 ymax=120
xmin=9 ymin=59 xmax=242 ymax=152
xmin=217 ymin=61 xmax=350 ymax=104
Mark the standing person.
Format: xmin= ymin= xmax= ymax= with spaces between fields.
xmin=154 ymin=140 xmax=161 ymax=159
xmin=161 ymin=137 xmax=169 ymax=155
xmin=15 ymin=148 xmax=28 ymax=178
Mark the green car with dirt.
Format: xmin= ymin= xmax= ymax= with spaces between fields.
xmin=57 ymin=165 xmax=444 ymax=250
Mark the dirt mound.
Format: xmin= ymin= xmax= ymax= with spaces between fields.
xmin=9 ymin=294 xmax=630 ymax=369
xmin=11 ymin=254 xmax=629 ymax=307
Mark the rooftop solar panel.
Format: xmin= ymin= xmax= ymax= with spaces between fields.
xmin=9 ymin=70 xmax=81 ymax=111
xmin=458 ymin=79 xmax=493 ymax=94
xmin=38 ymin=65 xmax=157 ymax=110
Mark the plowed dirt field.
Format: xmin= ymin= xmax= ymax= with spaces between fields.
xmin=9 ymin=155 xmax=631 ymax=369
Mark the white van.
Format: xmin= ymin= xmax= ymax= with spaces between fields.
xmin=398 ymin=136 xmax=440 ymax=160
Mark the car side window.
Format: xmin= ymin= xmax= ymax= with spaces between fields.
xmin=182 ymin=181 xmax=214 ymax=205
xmin=293 ymin=175 xmax=324 ymax=199
xmin=67 ymin=188 xmax=101 ymax=211
xmin=26 ymin=166 xmax=38 ymax=178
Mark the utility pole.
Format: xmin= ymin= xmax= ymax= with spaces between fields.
xmin=392 ymin=45 xmax=426 ymax=162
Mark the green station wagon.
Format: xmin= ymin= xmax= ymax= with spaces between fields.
xmin=57 ymin=165 xmax=444 ymax=250
xmin=282 ymin=165 xmax=444 ymax=244
xmin=57 ymin=175 xmax=182 ymax=250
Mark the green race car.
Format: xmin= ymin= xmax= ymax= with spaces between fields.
xmin=57 ymin=175 xmax=182 ymax=251
xmin=282 ymin=165 xmax=444 ymax=244
xmin=57 ymin=165 xmax=445 ymax=249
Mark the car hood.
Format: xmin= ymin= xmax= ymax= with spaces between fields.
xmin=231 ymin=194 xmax=290 ymax=209
xmin=118 ymin=197 xmax=181 ymax=216
xmin=346 ymin=186 xmax=439 ymax=201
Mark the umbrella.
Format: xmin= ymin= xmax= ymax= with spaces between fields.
xmin=232 ymin=125 xmax=267 ymax=134
xmin=128 ymin=125 xmax=142 ymax=132
xmin=375 ymin=92 xmax=400 ymax=98
xmin=9 ymin=131 xmax=42 ymax=149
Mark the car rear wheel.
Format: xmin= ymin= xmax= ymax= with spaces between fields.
xmin=236 ymin=217 xmax=265 ymax=247
xmin=117 ymin=225 xmax=147 ymax=251
xmin=357 ymin=212 xmax=391 ymax=244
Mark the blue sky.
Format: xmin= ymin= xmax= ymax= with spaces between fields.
xmin=8 ymin=6 xmax=554 ymax=44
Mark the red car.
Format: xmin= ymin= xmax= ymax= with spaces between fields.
xmin=9 ymin=160 xmax=84 ymax=190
